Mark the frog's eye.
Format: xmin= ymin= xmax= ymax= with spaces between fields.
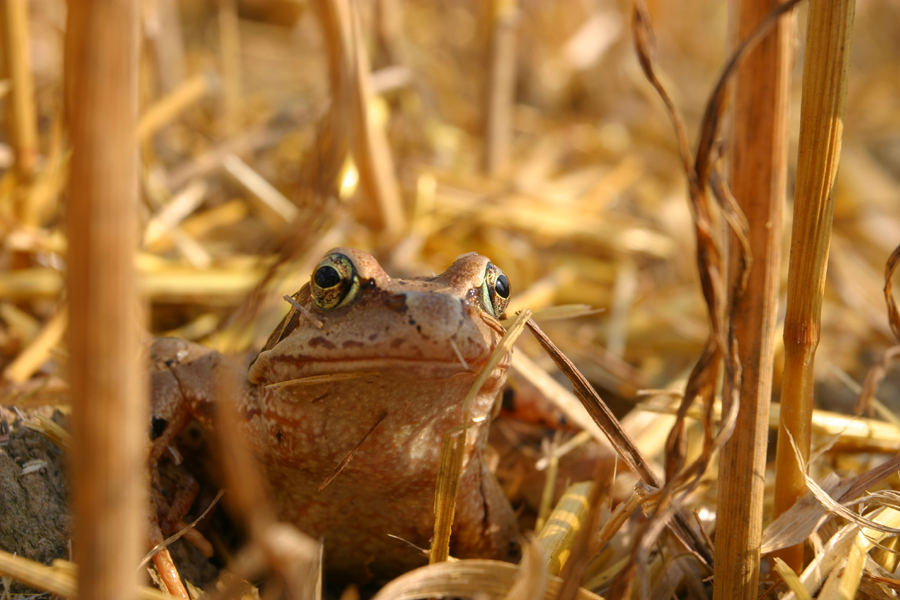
xmin=310 ymin=253 xmax=360 ymax=310
xmin=480 ymin=262 xmax=510 ymax=318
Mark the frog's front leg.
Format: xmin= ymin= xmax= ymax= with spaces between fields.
xmin=149 ymin=336 xmax=255 ymax=506
xmin=452 ymin=450 xmax=520 ymax=562
xmin=149 ymin=337 xmax=229 ymax=450
xmin=149 ymin=339 xmax=254 ymax=573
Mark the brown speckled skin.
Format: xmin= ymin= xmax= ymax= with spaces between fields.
xmin=151 ymin=248 xmax=518 ymax=582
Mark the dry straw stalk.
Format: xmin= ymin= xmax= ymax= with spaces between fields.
xmin=65 ymin=1 xmax=145 ymax=599
xmin=316 ymin=0 xmax=405 ymax=237
xmin=714 ymin=0 xmax=791 ymax=597
xmin=773 ymin=0 xmax=856 ymax=571
xmin=0 ymin=0 xmax=38 ymax=180
xmin=483 ymin=0 xmax=517 ymax=175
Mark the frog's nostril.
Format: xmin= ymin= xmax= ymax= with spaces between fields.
xmin=150 ymin=416 xmax=168 ymax=439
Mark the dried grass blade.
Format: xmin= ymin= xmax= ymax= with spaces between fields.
xmin=779 ymin=506 xmax=900 ymax=600
xmin=143 ymin=0 xmax=186 ymax=94
xmin=24 ymin=412 xmax=71 ymax=451
xmin=510 ymin=352 xmax=609 ymax=448
xmin=534 ymin=432 xmax=562 ymax=532
xmin=761 ymin=454 xmax=900 ymax=554
xmin=526 ymin=319 xmax=652 ymax=483
xmin=630 ymin=0 xmax=692 ymax=177
xmin=319 ymin=411 xmax=387 ymax=491
xmin=140 ymin=491 xmax=224 ymax=570
xmin=222 ymin=153 xmax=299 ymax=224
xmin=789 ymin=439 xmax=900 ymax=536
xmin=429 ymin=429 xmax=466 ymax=565
xmin=782 ymin=519 xmax=857 ymax=600
xmin=817 ymin=507 xmax=900 ymax=599
xmin=265 ymin=371 xmax=378 ymax=391
xmin=556 ymin=477 xmax=608 ymax=600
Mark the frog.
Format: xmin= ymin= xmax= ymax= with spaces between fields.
xmin=149 ymin=248 xmax=519 ymax=583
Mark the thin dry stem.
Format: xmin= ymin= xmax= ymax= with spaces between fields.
xmin=774 ymin=0 xmax=856 ymax=571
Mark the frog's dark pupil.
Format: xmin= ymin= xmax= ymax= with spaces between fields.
xmin=315 ymin=265 xmax=342 ymax=288
xmin=495 ymin=274 xmax=510 ymax=298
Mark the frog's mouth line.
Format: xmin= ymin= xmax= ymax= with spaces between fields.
xmin=261 ymin=355 xmax=510 ymax=390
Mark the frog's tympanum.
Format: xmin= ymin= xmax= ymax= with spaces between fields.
xmin=150 ymin=248 xmax=518 ymax=582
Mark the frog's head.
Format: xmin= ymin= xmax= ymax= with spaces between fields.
xmin=248 ymin=248 xmax=511 ymax=385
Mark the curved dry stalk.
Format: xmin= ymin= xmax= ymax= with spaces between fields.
xmin=884 ymin=243 xmax=900 ymax=342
